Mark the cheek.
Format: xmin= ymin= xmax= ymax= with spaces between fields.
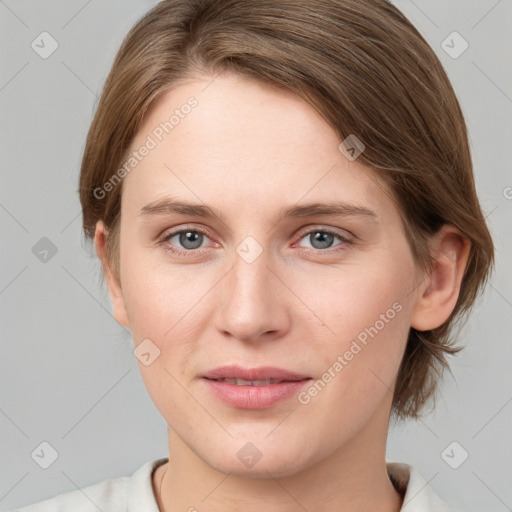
xmin=120 ymin=246 xmax=204 ymax=338
xmin=294 ymin=253 xmax=414 ymax=412
xmin=119 ymin=247 xmax=220 ymax=394
xmin=298 ymin=254 xmax=413 ymax=351
xmin=120 ymin=255 xmax=207 ymax=420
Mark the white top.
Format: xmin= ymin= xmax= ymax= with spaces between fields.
xmin=14 ymin=458 xmax=461 ymax=511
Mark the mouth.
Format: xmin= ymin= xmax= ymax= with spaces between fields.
xmin=200 ymin=365 xmax=312 ymax=409
xmin=206 ymin=378 xmax=290 ymax=386
xmin=201 ymin=364 xmax=311 ymax=382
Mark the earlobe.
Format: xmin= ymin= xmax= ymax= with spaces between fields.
xmin=94 ymin=220 xmax=130 ymax=328
xmin=410 ymin=225 xmax=471 ymax=332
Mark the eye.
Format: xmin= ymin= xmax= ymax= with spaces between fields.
xmin=295 ymin=228 xmax=352 ymax=253
xmin=158 ymin=225 xmax=353 ymax=257
xmin=159 ymin=226 xmax=213 ymax=255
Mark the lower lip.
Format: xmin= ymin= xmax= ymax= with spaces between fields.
xmin=201 ymin=378 xmax=312 ymax=409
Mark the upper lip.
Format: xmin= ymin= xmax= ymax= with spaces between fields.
xmin=201 ymin=365 xmax=311 ymax=381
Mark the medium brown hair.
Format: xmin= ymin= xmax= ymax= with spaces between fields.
xmin=79 ymin=0 xmax=494 ymax=419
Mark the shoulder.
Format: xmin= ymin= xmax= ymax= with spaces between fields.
xmin=12 ymin=458 xmax=167 ymax=512
xmin=387 ymin=461 xmax=464 ymax=512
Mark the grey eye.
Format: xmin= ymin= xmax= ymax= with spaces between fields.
xmin=172 ymin=230 xmax=206 ymax=250
xmin=299 ymin=231 xmax=343 ymax=250
xmin=309 ymin=232 xmax=335 ymax=249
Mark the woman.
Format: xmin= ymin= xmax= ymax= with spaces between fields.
xmin=17 ymin=0 xmax=494 ymax=510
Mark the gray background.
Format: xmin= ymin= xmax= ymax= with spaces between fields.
xmin=1 ymin=1 xmax=511 ymax=510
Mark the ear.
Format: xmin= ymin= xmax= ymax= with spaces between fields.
xmin=94 ymin=220 xmax=130 ymax=328
xmin=410 ymin=225 xmax=471 ymax=331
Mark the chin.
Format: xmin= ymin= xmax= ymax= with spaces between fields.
xmin=210 ymin=455 xmax=309 ymax=479
xmin=198 ymin=436 xmax=319 ymax=479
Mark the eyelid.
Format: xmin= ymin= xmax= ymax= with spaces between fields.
xmin=158 ymin=224 xmax=214 ymax=247
xmin=294 ymin=224 xmax=355 ymax=242
xmin=159 ymin=223 xmax=355 ymax=241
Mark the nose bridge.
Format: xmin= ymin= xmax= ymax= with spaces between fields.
xmin=232 ymin=236 xmax=270 ymax=299
xmin=215 ymin=235 xmax=288 ymax=340
xmin=231 ymin=235 xmax=274 ymax=308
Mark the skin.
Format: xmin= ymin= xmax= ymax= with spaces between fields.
xmin=95 ymin=70 xmax=470 ymax=512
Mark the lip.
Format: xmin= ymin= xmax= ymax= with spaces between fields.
xmin=201 ymin=365 xmax=310 ymax=382
xmin=200 ymin=365 xmax=312 ymax=409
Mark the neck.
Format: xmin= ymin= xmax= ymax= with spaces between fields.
xmin=154 ymin=403 xmax=403 ymax=512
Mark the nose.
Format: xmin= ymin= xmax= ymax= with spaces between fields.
xmin=214 ymin=242 xmax=292 ymax=343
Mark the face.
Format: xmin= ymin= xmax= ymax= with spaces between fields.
xmin=102 ymin=71 xmax=426 ymax=477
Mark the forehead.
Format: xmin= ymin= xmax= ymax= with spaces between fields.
xmin=122 ymin=71 xmax=396 ymax=221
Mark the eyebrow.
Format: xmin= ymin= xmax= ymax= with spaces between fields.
xmin=138 ymin=197 xmax=378 ymax=222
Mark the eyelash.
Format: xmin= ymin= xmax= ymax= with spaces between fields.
xmin=158 ymin=225 xmax=354 ymax=257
